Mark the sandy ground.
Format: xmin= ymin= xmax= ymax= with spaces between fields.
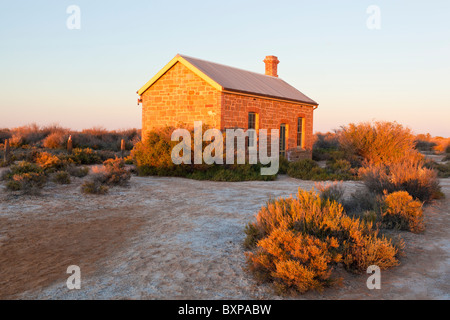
xmin=0 ymin=168 xmax=449 ymax=300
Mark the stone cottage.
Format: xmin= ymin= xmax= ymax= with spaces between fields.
xmin=137 ymin=54 xmax=318 ymax=160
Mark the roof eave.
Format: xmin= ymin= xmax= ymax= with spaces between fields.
xmin=222 ymin=88 xmax=318 ymax=107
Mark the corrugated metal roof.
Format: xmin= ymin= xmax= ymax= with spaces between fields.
xmin=179 ymin=54 xmax=318 ymax=105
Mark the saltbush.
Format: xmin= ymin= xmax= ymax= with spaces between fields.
xmin=343 ymin=189 xmax=382 ymax=217
xmin=287 ymin=159 xmax=356 ymax=181
xmin=244 ymin=189 xmax=401 ymax=294
xmin=52 ymin=171 xmax=71 ymax=185
xmin=81 ymin=158 xmax=130 ymax=195
xmin=313 ymin=132 xmax=340 ymax=150
xmin=34 ymin=152 xmax=66 ymax=172
xmin=43 ymin=131 xmax=67 ymax=149
xmin=278 ymin=156 xmax=290 ymax=174
xmin=68 ymin=148 xmax=102 ymax=165
xmin=67 ymin=165 xmax=89 ymax=178
xmin=287 ymin=159 xmax=325 ymax=180
xmin=3 ymin=162 xmax=47 ymax=194
xmin=425 ymin=160 xmax=450 ymax=178
xmin=93 ymin=158 xmax=131 ymax=186
xmin=340 ymin=121 xmax=417 ymax=166
xmin=132 ymin=126 xmax=277 ymax=181
xmin=382 ymin=191 xmax=424 ymax=233
xmin=315 ymin=181 xmax=345 ymax=203
xmin=81 ymin=181 xmax=109 ymax=195
xmin=359 ymin=157 xmax=441 ymax=203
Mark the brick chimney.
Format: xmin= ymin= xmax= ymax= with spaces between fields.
xmin=263 ymin=55 xmax=280 ymax=77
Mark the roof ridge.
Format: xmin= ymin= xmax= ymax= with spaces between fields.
xmin=178 ymin=53 xmax=283 ymax=81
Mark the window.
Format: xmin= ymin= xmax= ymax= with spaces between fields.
xmin=297 ymin=117 xmax=304 ymax=148
xmin=248 ymin=112 xmax=256 ymax=148
xmin=279 ymin=124 xmax=286 ymax=157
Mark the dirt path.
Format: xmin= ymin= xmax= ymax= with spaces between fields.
xmin=0 ymin=174 xmax=448 ymax=299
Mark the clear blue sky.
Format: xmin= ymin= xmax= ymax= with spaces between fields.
xmin=1 ymin=0 xmax=449 ymax=136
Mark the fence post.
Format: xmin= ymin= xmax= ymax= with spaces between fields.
xmin=121 ymin=139 xmax=125 ymax=159
xmin=67 ymin=135 xmax=73 ymax=154
xmin=4 ymin=138 xmax=10 ymax=162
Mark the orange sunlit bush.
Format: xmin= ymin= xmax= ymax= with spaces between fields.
xmin=34 ymin=152 xmax=65 ymax=171
xmin=247 ymin=228 xmax=340 ymax=293
xmin=359 ymin=156 xmax=441 ymax=203
xmin=339 ymin=121 xmax=417 ymax=166
xmin=382 ymin=191 xmax=424 ymax=233
xmin=244 ymin=189 xmax=401 ymax=294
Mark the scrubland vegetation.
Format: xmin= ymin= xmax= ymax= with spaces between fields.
xmin=0 ymin=124 xmax=137 ymax=195
xmin=244 ymin=121 xmax=448 ymax=294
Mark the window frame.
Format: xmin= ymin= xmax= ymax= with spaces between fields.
xmin=279 ymin=123 xmax=286 ymax=157
xmin=297 ymin=117 xmax=305 ymax=149
xmin=248 ymin=112 xmax=257 ymax=149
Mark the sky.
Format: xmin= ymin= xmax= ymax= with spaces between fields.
xmin=0 ymin=0 xmax=449 ymax=136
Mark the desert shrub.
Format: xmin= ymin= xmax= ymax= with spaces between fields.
xmin=287 ymin=159 xmax=325 ymax=180
xmin=359 ymin=157 xmax=441 ymax=203
xmin=6 ymin=172 xmax=47 ymax=194
xmin=313 ymin=132 xmax=340 ymax=150
xmin=68 ymin=148 xmax=102 ymax=165
xmin=244 ymin=189 xmax=400 ymax=294
xmin=315 ymin=181 xmax=345 ymax=203
xmin=81 ymin=158 xmax=130 ymax=195
xmin=9 ymin=124 xmax=47 ymax=147
xmin=312 ymin=131 xmax=342 ymax=163
xmin=2 ymin=161 xmax=42 ymax=179
xmin=81 ymin=181 xmax=109 ymax=195
xmin=43 ymin=131 xmax=67 ymax=149
xmin=187 ymin=163 xmax=275 ymax=182
xmin=97 ymin=150 xmax=123 ymax=161
xmin=92 ymin=158 xmax=131 ymax=186
xmin=247 ymin=228 xmax=341 ymax=293
xmin=415 ymin=139 xmax=437 ymax=152
xmin=132 ymin=127 xmax=179 ymax=170
xmin=340 ymin=121 xmax=417 ymax=166
xmin=278 ymin=156 xmax=289 ymax=174
xmin=287 ymin=159 xmax=355 ymax=181
xmin=70 ymin=128 xmax=140 ymax=151
xmin=327 ymin=159 xmax=351 ymax=175
xmin=425 ymin=160 xmax=450 ymax=178
xmin=5 ymin=180 xmax=22 ymax=191
xmin=382 ymin=191 xmax=424 ymax=233
xmin=53 ymin=171 xmax=71 ymax=184
xmin=312 ymin=148 xmax=330 ymax=162
xmin=132 ymin=126 xmax=277 ymax=181
xmin=67 ymin=165 xmax=89 ymax=178
xmin=343 ymin=189 xmax=383 ymax=217
xmin=81 ymin=159 xmax=129 ymax=195
xmin=2 ymin=124 xmax=140 ymax=151
xmin=34 ymin=152 xmax=66 ymax=172
xmin=2 ymin=161 xmax=47 ymax=194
